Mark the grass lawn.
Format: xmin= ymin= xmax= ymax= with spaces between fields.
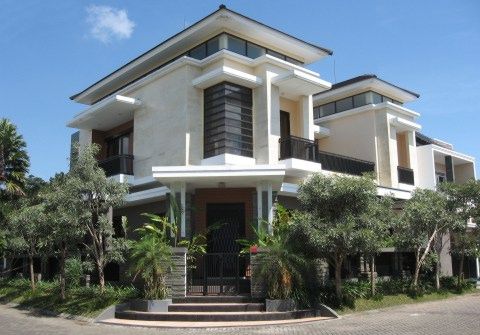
xmin=0 ymin=278 xmax=139 ymax=318
xmin=337 ymin=289 xmax=478 ymax=315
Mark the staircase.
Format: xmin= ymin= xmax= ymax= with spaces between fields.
xmin=109 ymin=296 xmax=332 ymax=326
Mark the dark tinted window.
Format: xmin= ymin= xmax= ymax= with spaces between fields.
xmin=247 ymin=42 xmax=264 ymax=58
xmin=336 ymin=97 xmax=353 ymax=113
xmin=189 ymin=43 xmax=206 ymax=59
xmin=206 ymin=37 xmax=220 ymax=56
xmin=372 ymin=92 xmax=383 ymax=104
xmin=227 ymin=36 xmax=246 ymax=56
xmin=353 ymin=93 xmax=368 ymax=108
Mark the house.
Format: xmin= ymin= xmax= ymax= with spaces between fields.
xmin=68 ymin=5 xmax=478 ymax=291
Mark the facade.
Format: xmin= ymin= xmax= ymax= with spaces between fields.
xmin=67 ymin=6 xmax=478 ymax=291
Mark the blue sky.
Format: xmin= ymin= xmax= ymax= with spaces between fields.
xmin=1 ymin=0 xmax=479 ymax=180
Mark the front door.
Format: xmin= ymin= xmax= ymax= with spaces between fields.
xmin=206 ymin=203 xmax=245 ymax=253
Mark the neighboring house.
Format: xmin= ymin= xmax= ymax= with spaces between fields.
xmin=67 ymin=6 xmax=478 ymax=290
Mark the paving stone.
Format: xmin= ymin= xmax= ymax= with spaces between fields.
xmin=0 ymin=293 xmax=479 ymax=335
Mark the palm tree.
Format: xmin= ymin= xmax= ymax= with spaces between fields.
xmin=0 ymin=118 xmax=29 ymax=196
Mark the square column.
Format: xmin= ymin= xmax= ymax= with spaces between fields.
xmin=256 ymin=181 xmax=274 ymax=233
xmin=299 ymin=95 xmax=314 ymax=140
xmin=170 ymin=182 xmax=187 ymax=238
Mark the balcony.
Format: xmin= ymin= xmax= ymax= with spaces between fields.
xmin=279 ymin=136 xmax=318 ymax=162
xmin=397 ymin=166 xmax=414 ymax=185
xmin=279 ymin=136 xmax=375 ymax=176
xmin=98 ymin=155 xmax=134 ymax=177
xmin=317 ymin=150 xmax=375 ymax=176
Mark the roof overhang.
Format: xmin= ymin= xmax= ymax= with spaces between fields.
xmin=390 ymin=116 xmax=422 ymax=132
xmin=71 ymin=7 xmax=332 ymax=105
xmin=272 ymin=70 xmax=331 ymax=100
xmin=430 ymin=144 xmax=475 ymax=165
xmin=314 ymin=77 xmax=419 ymax=104
xmin=192 ymin=66 xmax=262 ymax=89
xmin=67 ymin=95 xmax=141 ymax=130
xmin=152 ymin=164 xmax=286 ymax=190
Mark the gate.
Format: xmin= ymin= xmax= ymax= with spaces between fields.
xmin=187 ymin=253 xmax=251 ymax=295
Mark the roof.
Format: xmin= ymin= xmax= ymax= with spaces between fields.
xmin=315 ymin=74 xmax=420 ymax=99
xmin=71 ymin=5 xmax=332 ymax=104
xmin=416 ymin=132 xmax=453 ymax=150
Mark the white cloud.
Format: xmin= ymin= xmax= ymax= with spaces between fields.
xmin=86 ymin=5 xmax=135 ymax=43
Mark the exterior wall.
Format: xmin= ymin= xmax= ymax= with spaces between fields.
xmin=455 ymin=162 xmax=475 ymax=183
xmin=279 ymin=97 xmax=301 ymax=137
xmin=128 ymin=64 xmax=202 ymax=178
xmin=396 ymin=132 xmax=409 ymax=168
xmin=416 ymin=145 xmax=436 ymax=189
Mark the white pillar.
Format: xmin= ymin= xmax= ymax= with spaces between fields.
xmin=256 ymin=184 xmax=263 ymax=229
xmin=180 ymin=182 xmax=186 ymax=238
xmin=300 ymin=95 xmax=314 ymax=140
xmin=267 ymin=182 xmax=273 ymax=234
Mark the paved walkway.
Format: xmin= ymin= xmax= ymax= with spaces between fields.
xmin=1 ymin=293 xmax=480 ymax=335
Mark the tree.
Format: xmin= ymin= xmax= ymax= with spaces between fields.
xmin=439 ymin=180 xmax=480 ymax=288
xmin=290 ymin=173 xmax=390 ymax=300
xmin=396 ymin=189 xmax=455 ymax=290
xmin=42 ymin=173 xmax=85 ymax=300
xmin=130 ymin=217 xmax=173 ymax=299
xmin=0 ymin=118 xmax=29 ymax=196
xmin=7 ymin=203 xmax=48 ymax=290
xmin=67 ymin=144 xmax=129 ymax=292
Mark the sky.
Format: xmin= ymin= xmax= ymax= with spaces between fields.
xmin=1 ymin=0 xmax=479 ymax=180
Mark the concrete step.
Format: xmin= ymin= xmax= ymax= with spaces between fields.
xmin=172 ymin=295 xmax=260 ymax=304
xmin=168 ymin=303 xmax=265 ymax=312
xmin=115 ymin=309 xmax=319 ymax=322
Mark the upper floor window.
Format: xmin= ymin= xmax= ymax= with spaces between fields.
xmin=106 ymin=133 xmax=131 ymax=157
xmin=187 ymin=33 xmax=302 ymax=65
xmin=314 ymin=91 xmax=403 ymax=119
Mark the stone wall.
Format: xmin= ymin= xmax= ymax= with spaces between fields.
xmin=166 ymin=247 xmax=187 ymax=298
xmin=250 ymin=248 xmax=266 ymax=298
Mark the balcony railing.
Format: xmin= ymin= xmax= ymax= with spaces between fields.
xmin=279 ymin=136 xmax=318 ymax=162
xmin=317 ymin=150 xmax=375 ymax=176
xmin=279 ymin=136 xmax=376 ymax=176
xmin=398 ymin=166 xmax=414 ymax=185
xmin=98 ymin=154 xmax=134 ymax=177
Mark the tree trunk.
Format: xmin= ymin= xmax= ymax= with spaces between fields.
xmin=334 ymin=253 xmax=343 ymax=301
xmin=97 ymin=262 xmax=105 ymax=293
xmin=59 ymin=243 xmax=66 ymax=300
xmin=412 ymin=250 xmax=420 ymax=289
xmin=28 ymin=255 xmax=35 ymax=291
xmin=435 ymin=258 xmax=441 ymax=290
xmin=370 ymin=255 xmax=375 ymax=296
xmin=457 ymin=248 xmax=465 ymax=289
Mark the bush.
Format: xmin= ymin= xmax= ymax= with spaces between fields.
xmin=64 ymin=257 xmax=93 ymax=288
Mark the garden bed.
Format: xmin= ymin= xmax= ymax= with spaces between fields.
xmin=0 ymin=278 xmax=139 ymax=318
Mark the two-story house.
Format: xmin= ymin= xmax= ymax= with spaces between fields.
xmin=68 ymin=6 xmax=478 ymax=290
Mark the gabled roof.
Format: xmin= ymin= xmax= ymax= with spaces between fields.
xmin=71 ymin=5 xmax=332 ymax=105
xmin=314 ymin=74 xmax=420 ymax=103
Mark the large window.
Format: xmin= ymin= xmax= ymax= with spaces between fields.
xmin=204 ymin=82 xmax=253 ymax=158
xmin=188 ymin=33 xmax=302 ymax=64
xmin=314 ymin=91 xmax=403 ymax=119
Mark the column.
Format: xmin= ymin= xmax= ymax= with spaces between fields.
xmin=445 ymin=155 xmax=455 ymax=182
xmin=299 ymin=95 xmax=314 ymax=140
xmin=476 ymin=257 xmax=479 ymax=279
xmin=256 ymin=181 xmax=274 ymax=233
xmin=170 ymin=182 xmax=187 ymax=238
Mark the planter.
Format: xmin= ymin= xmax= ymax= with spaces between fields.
xmin=129 ymin=299 xmax=172 ymax=312
xmin=265 ymin=298 xmax=296 ymax=312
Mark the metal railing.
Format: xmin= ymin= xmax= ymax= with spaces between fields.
xmin=317 ymin=150 xmax=375 ymax=176
xmin=278 ymin=135 xmax=376 ymax=176
xmin=398 ymin=166 xmax=414 ymax=185
xmin=98 ymin=154 xmax=134 ymax=177
xmin=279 ymin=135 xmax=318 ymax=162
xmin=187 ymin=253 xmax=250 ymax=296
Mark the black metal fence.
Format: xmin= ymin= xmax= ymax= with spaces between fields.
xmin=187 ymin=253 xmax=251 ymax=296
xmin=398 ymin=166 xmax=415 ymax=185
xmin=279 ymin=136 xmax=317 ymax=162
xmin=98 ymin=154 xmax=134 ymax=176
xmin=279 ymin=136 xmax=376 ymax=176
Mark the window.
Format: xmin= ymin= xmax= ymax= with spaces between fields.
xmin=247 ymin=42 xmax=264 ymax=58
xmin=436 ymin=172 xmax=446 ymax=184
xmin=206 ymin=37 xmax=220 ymax=57
xmin=353 ymin=93 xmax=368 ymax=108
xmin=188 ymin=43 xmax=206 ymax=60
xmin=372 ymin=92 xmax=383 ymax=104
xmin=336 ymin=97 xmax=354 ymax=113
xmin=314 ymin=102 xmax=335 ymax=118
xmin=204 ymin=82 xmax=253 ymax=158
xmin=106 ymin=133 xmax=130 ymax=157
xmin=266 ymin=49 xmax=285 ymax=60
xmin=227 ymin=35 xmax=246 ymax=56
